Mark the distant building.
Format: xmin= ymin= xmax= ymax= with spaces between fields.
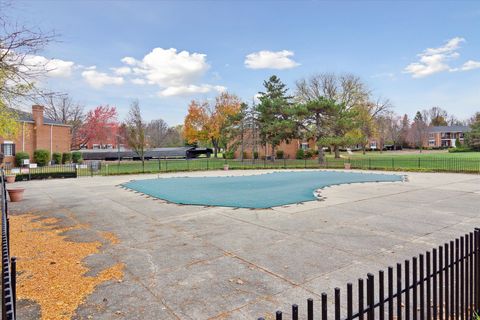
xmin=0 ymin=105 xmax=72 ymax=166
xmin=80 ymin=123 xmax=119 ymax=150
xmin=234 ymin=138 xmax=316 ymax=159
xmin=427 ymin=125 xmax=471 ymax=148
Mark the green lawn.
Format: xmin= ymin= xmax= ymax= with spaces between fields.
xmin=85 ymin=151 xmax=480 ymax=176
xmin=8 ymin=150 xmax=480 ymax=179
xmin=346 ymin=150 xmax=480 ymax=159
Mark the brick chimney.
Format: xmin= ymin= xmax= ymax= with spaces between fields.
xmin=32 ymin=105 xmax=44 ymax=127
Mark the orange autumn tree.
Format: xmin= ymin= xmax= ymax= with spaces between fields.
xmin=183 ymin=92 xmax=242 ymax=158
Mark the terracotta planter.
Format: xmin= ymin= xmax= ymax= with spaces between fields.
xmin=5 ymin=175 xmax=16 ymax=183
xmin=344 ymin=163 xmax=351 ymax=170
xmin=223 ymin=164 xmax=229 ymax=171
xmin=7 ymin=188 xmax=25 ymax=202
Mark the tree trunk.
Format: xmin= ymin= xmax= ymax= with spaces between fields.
xmin=362 ymin=145 xmax=366 ymax=155
xmin=212 ymin=138 xmax=218 ymax=158
xmin=141 ymin=154 xmax=145 ymax=173
xmin=334 ymin=146 xmax=340 ymax=159
xmin=271 ymin=145 xmax=275 ymax=162
xmin=317 ymin=147 xmax=325 ymax=165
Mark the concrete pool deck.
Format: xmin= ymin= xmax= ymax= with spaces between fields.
xmin=9 ymin=169 xmax=480 ymax=319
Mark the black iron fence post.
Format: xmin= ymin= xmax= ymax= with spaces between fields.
xmin=367 ymin=273 xmax=375 ymax=320
xmin=10 ymin=257 xmax=15 ymax=315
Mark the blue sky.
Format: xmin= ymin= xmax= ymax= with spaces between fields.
xmin=8 ymin=1 xmax=480 ymax=125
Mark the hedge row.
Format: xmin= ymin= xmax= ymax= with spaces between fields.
xmin=14 ymin=150 xmax=83 ymax=167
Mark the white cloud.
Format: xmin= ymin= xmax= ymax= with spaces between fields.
xmin=81 ymin=67 xmax=124 ymax=89
xmin=20 ymin=55 xmax=75 ymax=77
xmin=460 ymin=60 xmax=480 ymax=71
xmin=111 ymin=66 xmax=132 ymax=75
xmin=133 ymin=48 xmax=209 ymax=86
xmin=131 ymin=78 xmax=146 ymax=85
xmin=121 ymin=57 xmax=137 ymax=66
xmin=118 ymin=47 xmax=224 ymax=96
xmin=424 ymin=37 xmax=465 ymax=55
xmin=159 ymin=84 xmax=226 ymax=97
xmin=244 ymin=50 xmax=300 ymax=70
xmin=404 ymin=37 xmax=480 ymax=78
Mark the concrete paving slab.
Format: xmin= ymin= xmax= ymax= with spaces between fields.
xmin=9 ymin=169 xmax=480 ymax=319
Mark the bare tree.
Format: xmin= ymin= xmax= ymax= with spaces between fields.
xmin=0 ymin=3 xmax=56 ymax=104
xmin=386 ymin=113 xmax=402 ymax=148
xmin=296 ymin=73 xmax=370 ymax=108
xmin=376 ymin=115 xmax=390 ymax=152
xmin=145 ymin=119 xmax=170 ymax=147
xmin=409 ymin=111 xmax=429 ymax=152
xmin=164 ymin=127 xmax=183 ymax=147
xmin=426 ymin=106 xmax=448 ymax=126
xmin=42 ymin=94 xmax=85 ymax=148
xmin=125 ymin=100 xmax=146 ymax=171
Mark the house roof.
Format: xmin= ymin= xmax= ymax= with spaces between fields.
xmin=428 ymin=125 xmax=471 ymax=133
xmin=11 ymin=108 xmax=70 ymax=126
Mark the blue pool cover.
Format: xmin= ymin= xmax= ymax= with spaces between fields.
xmin=122 ymin=171 xmax=403 ymax=209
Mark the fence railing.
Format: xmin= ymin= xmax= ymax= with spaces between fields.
xmin=94 ymin=157 xmax=480 ymax=175
xmin=1 ymin=169 xmax=16 ymax=320
xmin=257 ymin=229 xmax=480 ymax=320
xmin=3 ymin=156 xmax=480 ymax=179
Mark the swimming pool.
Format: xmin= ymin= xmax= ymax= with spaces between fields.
xmin=122 ymin=171 xmax=404 ymax=209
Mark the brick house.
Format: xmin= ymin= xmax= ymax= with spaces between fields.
xmin=0 ymin=105 xmax=72 ymax=167
xmin=427 ymin=125 xmax=471 ymax=148
xmin=234 ymin=138 xmax=317 ymax=159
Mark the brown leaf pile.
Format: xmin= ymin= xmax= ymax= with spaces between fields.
xmin=10 ymin=213 xmax=124 ymax=320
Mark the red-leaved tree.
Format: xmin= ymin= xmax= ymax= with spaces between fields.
xmin=77 ymin=105 xmax=119 ymax=148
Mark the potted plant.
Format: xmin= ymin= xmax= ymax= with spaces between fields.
xmin=223 ymin=164 xmax=229 ymax=171
xmin=344 ymin=162 xmax=351 ymax=170
xmin=5 ymin=174 xmax=16 ymax=183
xmin=7 ymin=188 xmax=25 ymax=202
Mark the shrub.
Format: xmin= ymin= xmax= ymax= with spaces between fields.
xmin=72 ymin=151 xmax=83 ymax=163
xmin=304 ymin=149 xmax=315 ymax=159
xmin=296 ymin=149 xmax=305 ymax=160
xmin=253 ymin=151 xmax=259 ymax=159
xmin=62 ymin=152 xmax=72 ymax=164
xmin=276 ymin=150 xmax=284 ymax=159
xmin=15 ymin=152 xmax=29 ymax=166
xmin=33 ymin=149 xmax=50 ymax=166
xmin=52 ymin=152 xmax=62 ymax=164
xmin=224 ymin=150 xmax=235 ymax=159
xmin=455 ymin=138 xmax=462 ymax=148
xmin=448 ymin=146 xmax=472 ymax=153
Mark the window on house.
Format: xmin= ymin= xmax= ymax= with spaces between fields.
xmin=1 ymin=143 xmax=15 ymax=156
xmin=92 ymin=144 xmax=100 ymax=149
xmin=301 ymin=142 xmax=309 ymax=150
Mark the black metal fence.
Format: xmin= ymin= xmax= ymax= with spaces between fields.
xmin=1 ymin=169 xmax=16 ymax=320
xmin=3 ymin=157 xmax=480 ymax=179
xmin=257 ymin=229 xmax=480 ymax=320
